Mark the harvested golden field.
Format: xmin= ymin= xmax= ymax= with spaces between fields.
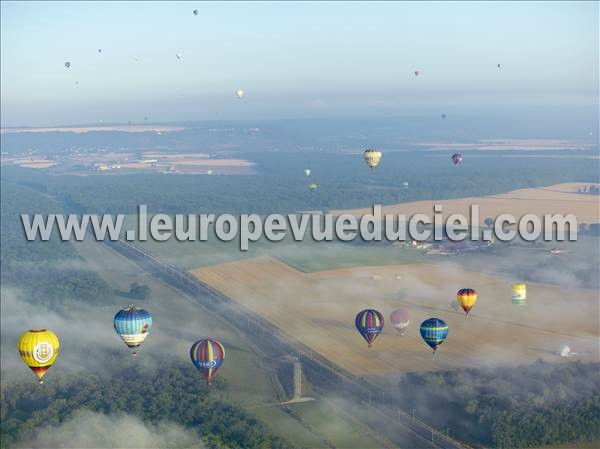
xmin=191 ymin=256 xmax=599 ymax=380
xmin=332 ymin=183 xmax=600 ymax=225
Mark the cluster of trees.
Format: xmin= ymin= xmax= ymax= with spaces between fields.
xmin=128 ymin=282 xmax=151 ymax=299
xmin=1 ymin=361 xmax=294 ymax=449
xmin=3 ymin=149 xmax=598 ymax=218
xmin=397 ymin=360 xmax=600 ymax=448
xmin=0 ymin=181 xmax=113 ymax=308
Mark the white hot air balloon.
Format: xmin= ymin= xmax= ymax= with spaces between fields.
xmin=235 ymin=89 xmax=245 ymax=98
xmin=304 ymin=169 xmax=311 ymax=176
xmin=559 ymin=345 xmax=577 ymax=357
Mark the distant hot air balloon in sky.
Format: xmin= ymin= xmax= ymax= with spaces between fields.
xmin=193 ymin=9 xmax=199 ymax=16
xmin=512 ymin=283 xmax=527 ymax=305
xmin=304 ymin=169 xmax=311 ymax=176
xmin=414 ymin=70 xmax=420 ymax=76
xmin=113 ymin=305 xmax=152 ymax=356
xmin=190 ymin=338 xmax=225 ymax=385
xmin=98 ymin=48 xmax=102 ymax=54
xmin=451 ymin=153 xmax=463 ymax=166
xmin=308 ymin=182 xmax=318 ymax=192
xmin=363 ymin=148 xmax=382 ymax=170
xmin=497 ymin=63 xmax=501 ymax=68
xmin=355 ymin=309 xmax=384 ymax=347
xmin=457 ymin=288 xmax=477 ymax=317
xmin=18 ymin=329 xmax=60 ymax=384
xmin=175 ymin=53 xmax=182 ymax=60
xmin=64 ymin=61 xmax=71 ymax=68
xmin=390 ymin=308 xmax=410 ymax=335
xmin=420 ymin=318 xmax=448 ymax=353
xmin=235 ymin=89 xmax=245 ymax=98
xmin=441 ymin=113 xmax=446 ymax=119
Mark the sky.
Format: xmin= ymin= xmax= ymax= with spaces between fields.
xmin=1 ymin=1 xmax=598 ymax=127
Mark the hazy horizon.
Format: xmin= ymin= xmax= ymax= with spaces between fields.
xmin=1 ymin=1 xmax=598 ymax=127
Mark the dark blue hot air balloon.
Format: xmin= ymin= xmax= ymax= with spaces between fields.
xmin=420 ymin=318 xmax=448 ymax=353
xmin=355 ymin=309 xmax=384 ymax=348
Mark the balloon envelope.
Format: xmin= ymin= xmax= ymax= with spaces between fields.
xmin=457 ymin=288 xmax=478 ymax=316
xmin=235 ymin=89 xmax=245 ymax=98
xmin=64 ymin=62 xmax=71 ymax=68
xmin=113 ymin=306 xmax=152 ymax=354
xmin=355 ymin=309 xmax=384 ymax=347
xmin=363 ymin=148 xmax=382 ymax=169
xmin=190 ymin=338 xmax=225 ymax=385
xmin=304 ymin=169 xmax=311 ymax=176
xmin=420 ymin=318 xmax=448 ymax=352
xmin=18 ymin=329 xmax=60 ymax=383
xmin=451 ymin=153 xmax=463 ymax=165
xmin=390 ymin=308 xmax=410 ymax=335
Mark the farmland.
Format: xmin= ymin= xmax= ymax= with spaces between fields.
xmin=332 ymin=182 xmax=600 ymax=225
xmin=192 ymin=256 xmax=599 ymax=384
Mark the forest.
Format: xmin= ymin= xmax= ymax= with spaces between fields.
xmin=0 ymin=361 xmax=295 ymax=449
xmin=2 ymin=148 xmax=598 ymax=217
xmin=397 ymin=360 xmax=600 ymax=448
xmin=0 ymin=181 xmax=113 ymax=308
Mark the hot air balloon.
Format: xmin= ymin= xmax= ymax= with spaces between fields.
xmin=441 ymin=113 xmax=446 ymax=119
xmin=363 ymin=148 xmax=382 ymax=170
xmin=308 ymin=182 xmax=318 ymax=192
xmin=190 ymin=338 xmax=225 ymax=385
xmin=64 ymin=61 xmax=71 ymax=68
xmin=18 ymin=329 xmax=60 ymax=384
xmin=457 ymin=288 xmax=478 ymax=317
xmin=390 ymin=308 xmax=410 ymax=335
xmin=193 ymin=9 xmax=199 ymax=15
xmin=176 ymin=53 xmax=182 ymax=60
xmin=419 ymin=318 xmax=448 ymax=353
xmin=304 ymin=169 xmax=311 ymax=176
xmin=235 ymin=89 xmax=245 ymax=98
xmin=355 ymin=309 xmax=384 ymax=348
xmin=512 ymin=283 xmax=526 ymax=305
xmin=451 ymin=153 xmax=463 ymax=166
xmin=98 ymin=48 xmax=102 ymax=54
xmin=414 ymin=70 xmax=420 ymax=76
xmin=497 ymin=63 xmax=501 ymax=68
xmin=113 ymin=305 xmax=152 ymax=356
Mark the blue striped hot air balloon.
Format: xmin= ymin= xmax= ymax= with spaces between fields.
xmin=190 ymin=338 xmax=225 ymax=385
xmin=113 ymin=305 xmax=152 ymax=356
xmin=420 ymin=318 xmax=448 ymax=354
xmin=355 ymin=309 xmax=384 ymax=348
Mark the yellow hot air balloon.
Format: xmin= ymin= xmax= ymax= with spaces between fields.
xmin=457 ymin=288 xmax=478 ymax=317
xmin=18 ymin=329 xmax=60 ymax=384
xmin=512 ymin=283 xmax=527 ymax=305
xmin=363 ymin=148 xmax=382 ymax=170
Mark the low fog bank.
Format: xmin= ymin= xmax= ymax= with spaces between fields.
xmin=15 ymin=410 xmax=206 ymax=449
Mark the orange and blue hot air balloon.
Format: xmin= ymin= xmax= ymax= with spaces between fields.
xmin=457 ymin=288 xmax=478 ymax=317
xmin=190 ymin=338 xmax=225 ymax=385
xmin=113 ymin=305 xmax=152 ymax=356
xmin=355 ymin=309 xmax=384 ymax=348
xmin=420 ymin=318 xmax=448 ymax=354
